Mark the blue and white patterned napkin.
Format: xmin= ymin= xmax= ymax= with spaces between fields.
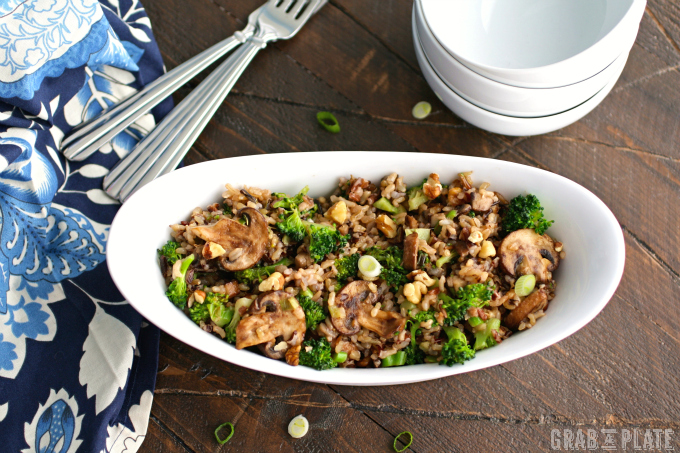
xmin=0 ymin=0 xmax=172 ymax=451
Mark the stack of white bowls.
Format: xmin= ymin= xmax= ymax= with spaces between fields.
xmin=413 ymin=0 xmax=646 ymax=136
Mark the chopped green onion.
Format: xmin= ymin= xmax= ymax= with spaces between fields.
xmin=381 ymin=351 xmax=407 ymax=367
xmin=214 ymin=422 xmax=234 ymax=445
xmin=446 ymin=209 xmax=458 ymax=219
xmin=515 ymin=274 xmax=536 ymax=297
xmin=393 ymin=431 xmax=414 ymax=452
xmin=288 ymin=415 xmax=309 ymax=438
xmin=317 ymin=111 xmax=340 ymax=133
xmin=412 ymin=101 xmax=432 ymax=119
xmin=469 ymin=211 xmax=476 ymax=217
xmin=468 ymin=316 xmax=483 ymax=327
xmin=358 ymin=255 xmax=382 ymax=278
xmin=333 ymin=352 xmax=348 ymax=363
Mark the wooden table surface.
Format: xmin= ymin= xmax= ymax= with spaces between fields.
xmin=138 ymin=1 xmax=680 ymax=452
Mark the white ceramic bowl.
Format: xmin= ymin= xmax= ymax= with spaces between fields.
xmin=414 ymin=1 xmax=636 ymax=117
xmin=108 ymin=152 xmax=626 ymax=386
xmin=414 ymin=26 xmax=628 ymax=136
xmin=419 ymin=0 xmax=645 ymax=88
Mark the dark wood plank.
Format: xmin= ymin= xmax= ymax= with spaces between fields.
xmin=143 ymin=416 xmax=193 ymax=453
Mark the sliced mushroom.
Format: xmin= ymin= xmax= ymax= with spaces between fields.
xmin=499 ymin=229 xmax=560 ymax=282
xmin=403 ymin=232 xmax=419 ymax=270
xmin=457 ymin=204 xmax=472 ymax=216
xmin=258 ymin=338 xmax=287 ymax=359
xmin=191 ymin=207 xmax=268 ymax=271
xmin=360 ymin=309 xmax=406 ymax=338
xmin=331 ymin=281 xmax=406 ymax=337
xmin=235 ymin=291 xmax=306 ymax=350
xmin=504 ymin=289 xmax=548 ymax=330
xmin=470 ymin=192 xmax=495 ymax=212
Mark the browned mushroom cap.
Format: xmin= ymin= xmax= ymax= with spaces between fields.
xmin=470 ymin=192 xmax=495 ymax=212
xmin=499 ymin=229 xmax=560 ymax=282
xmin=403 ymin=232 xmax=419 ymax=271
xmin=331 ymin=281 xmax=406 ymax=338
xmin=191 ymin=207 xmax=268 ymax=271
xmin=235 ymin=291 xmax=306 ymax=350
xmin=504 ymin=289 xmax=548 ymax=330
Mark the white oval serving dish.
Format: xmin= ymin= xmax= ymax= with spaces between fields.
xmin=414 ymin=23 xmax=629 ymax=136
xmin=414 ymin=1 xmax=635 ymax=118
xmin=108 ymin=152 xmax=625 ymax=386
xmin=419 ymin=0 xmax=645 ymax=88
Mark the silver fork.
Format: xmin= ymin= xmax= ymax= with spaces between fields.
xmin=61 ymin=3 xmax=268 ymax=162
xmin=103 ymin=0 xmax=324 ymax=202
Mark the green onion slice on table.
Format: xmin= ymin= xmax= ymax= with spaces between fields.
xmin=317 ymin=111 xmax=340 ymax=133
xmin=412 ymin=101 xmax=431 ymax=119
xmin=214 ymin=422 xmax=234 ymax=445
xmin=393 ymin=431 xmax=414 ymax=452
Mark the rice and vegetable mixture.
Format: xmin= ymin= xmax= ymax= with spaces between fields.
xmin=158 ymin=172 xmax=564 ymax=370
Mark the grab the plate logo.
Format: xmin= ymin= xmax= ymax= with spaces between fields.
xmin=551 ymin=428 xmax=675 ymax=451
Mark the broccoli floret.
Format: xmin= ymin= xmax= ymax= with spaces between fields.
xmin=404 ymin=309 xmax=438 ymax=365
xmin=380 ymin=268 xmax=409 ymax=289
xmin=234 ymin=257 xmax=294 ymax=285
xmin=158 ymin=240 xmax=182 ymax=265
xmin=298 ymin=292 xmax=326 ymax=330
xmin=365 ymin=246 xmax=402 ymax=268
xmin=206 ymin=293 xmax=233 ymax=328
xmin=299 ymin=338 xmax=337 ymax=370
xmin=440 ymin=283 xmax=492 ymax=326
xmin=405 ymin=342 xmax=426 ymax=365
xmin=189 ymin=292 xmax=234 ymax=327
xmin=474 ymin=317 xmax=501 ymax=351
xmin=277 ymin=208 xmax=306 ymax=242
xmin=439 ymin=326 xmax=475 ymax=366
xmin=305 ymin=222 xmax=349 ymax=262
xmin=365 ymin=246 xmax=409 ymax=289
xmin=272 ymin=186 xmax=311 ymax=211
xmin=166 ymin=255 xmax=195 ymax=309
xmin=407 ymin=179 xmax=430 ymax=211
xmin=502 ymin=194 xmax=554 ymax=235
xmin=189 ymin=302 xmax=210 ymax=324
xmin=412 ymin=309 xmax=438 ymax=325
xmin=335 ymin=253 xmax=360 ymax=284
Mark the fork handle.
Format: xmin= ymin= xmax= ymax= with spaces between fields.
xmin=114 ymin=38 xmax=267 ymax=202
xmin=62 ymin=30 xmax=253 ymax=162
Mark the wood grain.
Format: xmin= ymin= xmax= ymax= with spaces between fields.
xmin=138 ymin=0 xmax=680 ymax=451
